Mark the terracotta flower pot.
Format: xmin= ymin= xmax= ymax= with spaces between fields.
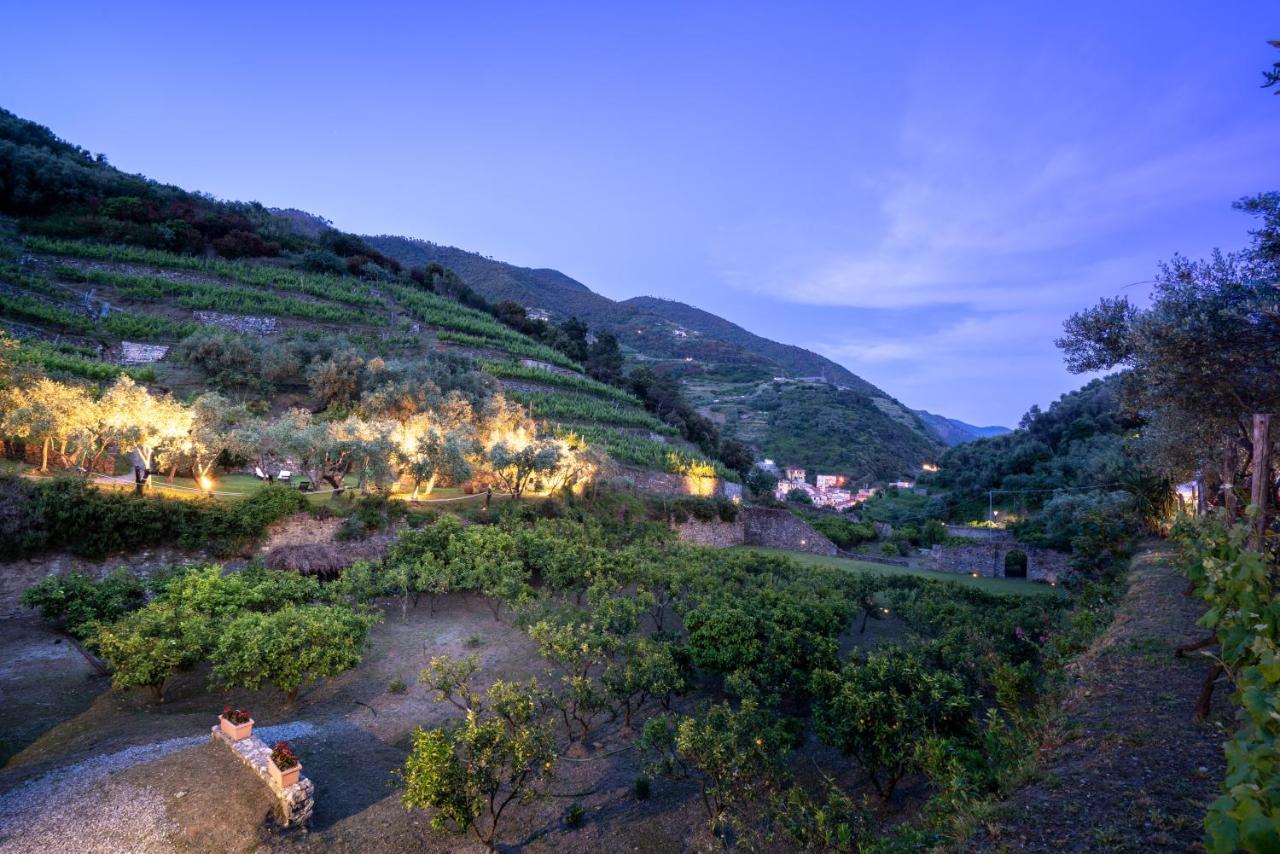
xmin=270 ymin=758 xmax=302 ymax=789
xmin=219 ymin=715 xmax=254 ymax=741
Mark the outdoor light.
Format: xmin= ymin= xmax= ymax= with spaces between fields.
xmin=199 ymin=475 xmax=215 ymax=492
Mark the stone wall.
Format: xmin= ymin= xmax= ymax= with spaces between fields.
xmin=742 ymin=507 xmax=839 ymax=556
xmin=673 ymin=517 xmax=746 ymax=548
xmin=927 ymin=541 xmax=1069 ymax=583
xmin=670 ymin=507 xmax=837 ymax=555
xmin=119 ymin=341 xmax=169 ymax=364
xmin=211 ymin=727 xmax=314 ymax=827
xmin=194 ymin=311 xmax=278 ymax=335
xmin=613 ymin=465 xmax=736 ymax=499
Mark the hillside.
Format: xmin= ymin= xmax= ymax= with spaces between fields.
xmin=913 ymin=409 xmax=1011 ymax=446
xmin=367 ymin=236 xmax=943 ymax=477
xmin=0 ymin=107 xmax=735 ymax=487
xmin=0 ymin=105 xmax=939 ymax=483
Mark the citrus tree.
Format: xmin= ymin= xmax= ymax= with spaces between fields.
xmin=403 ymin=656 xmax=556 ymax=851
xmin=92 ymin=599 xmax=206 ymax=702
xmin=811 ymin=646 xmax=973 ymax=800
xmin=641 ymin=699 xmax=791 ymax=838
xmin=211 ymin=603 xmax=379 ymax=702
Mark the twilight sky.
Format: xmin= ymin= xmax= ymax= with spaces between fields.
xmin=3 ymin=2 xmax=1277 ymax=425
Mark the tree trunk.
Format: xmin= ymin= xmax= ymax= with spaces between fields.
xmin=287 ymin=686 xmax=299 ymax=704
xmin=40 ymin=436 xmax=50 ymax=472
xmin=1174 ymin=635 xmax=1216 ymax=657
xmin=1249 ymin=414 xmax=1272 ymax=552
xmin=150 ymin=682 xmax=165 ymax=703
xmin=1194 ymin=663 xmax=1224 ymax=721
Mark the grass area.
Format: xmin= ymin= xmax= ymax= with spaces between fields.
xmin=744 ymin=547 xmax=1067 ymax=598
xmin=26 ymin=236 xmax=384 ymax=308
xmin=507 ymin=389 xmax=669 ymax=431
xmin=5 ymin=465 xmax=513 ymax=512
xmin=481 ymin=359 xmax=642 ymax=405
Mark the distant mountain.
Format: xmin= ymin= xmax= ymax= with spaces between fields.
xmin=913 ymin=410 xmax=1011 ymax=446
xmin=367 ymin=234 xmax=946 ymax=478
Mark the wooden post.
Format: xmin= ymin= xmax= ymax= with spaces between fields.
xmin=1224 ymin=441 xmax=1239 ymax=524
xmin=1249 ymin=414 xmax=1272 ymax=552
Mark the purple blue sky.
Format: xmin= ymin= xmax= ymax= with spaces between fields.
xmin=3 ymin=2 xmax=1277 ymax=425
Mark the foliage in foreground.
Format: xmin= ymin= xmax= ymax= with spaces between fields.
xmin=1176 ymin=515 xmax=1280 ymax=852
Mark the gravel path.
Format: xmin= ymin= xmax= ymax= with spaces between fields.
xmin=0 ymin=722 xmax=317 ymax=852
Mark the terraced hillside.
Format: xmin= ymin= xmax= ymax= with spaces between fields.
xmin=0 ymin=230 xmax=724 ymax=483
xmin=366 ymin=238 xmax=944 ymax=478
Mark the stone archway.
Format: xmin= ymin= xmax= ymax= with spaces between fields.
xmin=1003 ymin=549 xmax=1028 ymax=578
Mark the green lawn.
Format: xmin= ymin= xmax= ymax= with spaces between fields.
xmin=3 ymin=464 xmax=503 ymax=509
xmin=743 ymin=547 xmax=1067 ymax=598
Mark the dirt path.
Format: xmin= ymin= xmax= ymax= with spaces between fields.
xmin=976 ymin=543 xmax=1231 ymax=852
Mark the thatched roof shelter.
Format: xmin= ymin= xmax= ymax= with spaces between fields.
xmin=265 ymin=543 xmax=350 ymax=578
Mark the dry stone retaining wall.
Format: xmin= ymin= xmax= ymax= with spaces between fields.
xmin=927 ymin=542 xmax=1069 ymax=583
xmin=670 ymin=507 xmax=838 ymax=555
xmin=742 ymin=507 xmax=839 ymax=555
xmin=211 ymin=727 xmax=314 ymax=827
xmin=194 ymin=311 xmax=278 ymax=335
xmin=673 ymin=517 xmax=746 ymax=547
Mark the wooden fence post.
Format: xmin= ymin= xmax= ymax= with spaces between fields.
xmin=1250 ymin=414 xmax=1272 ymax=552
xmin=1224 ymin=440 xmax=1239 ymax=523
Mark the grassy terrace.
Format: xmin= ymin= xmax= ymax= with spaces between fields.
xmin=12 ymin=339 xmax=156 ymax=381
xmin=481 ymin=359 xmax=642 ymax=405
xmin=58 ymin=266 xmax=381 ymax=326
xmin=557 ymin=424 xmax=739 ymax=481
xmin=745 ymin=547 xmax=1068 ymax=597
xmin=507 ymin=389 xmax=671 ymax=431
xmin=388 ymin=285 xmax=580 ymax=369
xmin=25 ymin=237 xmax=384 ymax=308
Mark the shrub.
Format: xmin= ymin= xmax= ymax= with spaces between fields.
xmin=633 ymin=775 xmax=651 ymax=800
xmin=0 ymin=475 xmax=47 ymax=557
xmin=389 ymin=677 xmax=407 ymax=695
xmin=564 ymin=802 xmax=585 ymax=828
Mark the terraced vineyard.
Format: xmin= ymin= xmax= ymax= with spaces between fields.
xmin=0 ymin=229 xmax=711 ymax=482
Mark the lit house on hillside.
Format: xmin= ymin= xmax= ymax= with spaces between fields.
xmin=774 ymin=468 xmax=874 ymax=511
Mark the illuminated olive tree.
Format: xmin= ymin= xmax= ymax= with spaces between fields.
xmin=0 ymin=377 xmax=94 ymax=471
xmin=156 ymin=391 xmax=244 ymax=490
xmin=391 ymin=409 xmax=475 ymax=499
xmin=100 ymin=376 xmax=193 ymax=493
xmin=487 ymin=440 xmax=561 ymax=498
